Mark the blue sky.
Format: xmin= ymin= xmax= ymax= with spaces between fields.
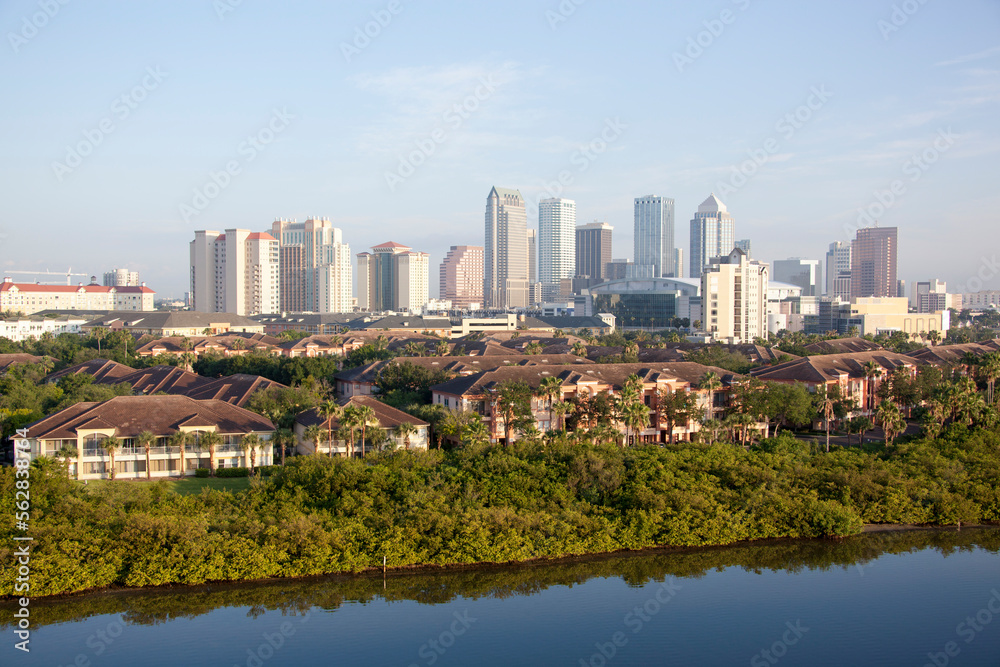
xmin=1 ymin=0 xmax=998 ymax=299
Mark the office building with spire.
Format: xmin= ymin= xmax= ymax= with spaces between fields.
xmin=484 ymin=186 xmax=529 ymax=309
xmin=689 ymin=194 xmax=735 ymax=279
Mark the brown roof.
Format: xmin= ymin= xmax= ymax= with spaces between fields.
xmin=296 ymin=395 xmax=428 ymax=430
xmin=749 ymin=350 xmax=922 ymax=384
xmin=136 ymin=333 xmax=282 ymax=356
xmin=0 ymin=354 xmax=50 ymax=373
xmin=335 ymin=354 xmax=594 ymax=384
xmin=905 ymin=340 xmax=1000 ymax=366
xmin=802 ymin=337 xmax=883 ymax=355
xmin=25 ymin=395 xmax=274 ymax=440
xmin=47 ymin=359 xmax=135 ymax=383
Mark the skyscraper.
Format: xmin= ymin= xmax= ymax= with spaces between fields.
xmin=271 ymin=218 xmax=352 ymax=313
xmin=850 ymin=227 xmax=898 ymax=299
xmin=673 ymin=248 xmax=685 ymax=280
xmin=103 ymin=268 xmax=140 ymax=287
xmin=689 ymin=194 xmax=735 ymax=279
xmin=735 ymin=239 xmax=752 ymax=257
xmin=527 ymin=229 xmax=537 ymax=284
xmin=357 ymin=242 xmax=429 ymax=313
xmin=773 ymin=258 xmax=823 ymax=297
xmin=575 ymin=221 xmax=614 ymax=282
xmin=484 ymin=186 xmax=529 ymax=309
xmin=440 ymin=245 xmax=484 ymax=310
xmin=633 ymin=196 xmax=675 ymax=277
xmin=825 ymin=241 xmax=852 ymax=300
xmin=538 ymin=198 xmax=576 ymax=300
xmin=190 ymin=229 xmax=279 ymax=316
xmin=701 ymin=248 xmax=768 ymax=344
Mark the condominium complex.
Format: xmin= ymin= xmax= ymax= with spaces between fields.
xmin=851 ymin=226 xmax=898 ymax=298
xmin=634 ymin=196 xmax=675 ymax=278
xmin=484 ymin=186 xmax=529 ymax=309
xmin=357 ymin=242 xmax=430 ymax=313
xmin=270 ymin=218 xmax=352 ymax=314
xmin=103 ymin=268 xmax=140 ymax=287
xmin=575 ymin=221 xmax=613 ymax=282
xmin=690 ymin=194 xmax=735 ymax=279
xmin=701 ymin=248 xmax=769 ymax=343
xmin=825 ymin=241 xmax=852 ymax=300
xmin=440 ymin=245 xmax=484 ymax=310
xmin=189 ymin=229 xmax=279 ymax=316
xmin=773 ymin=258 xmax=822 ymax=297
xmin=538 ymin=198 xmax=576 ymax=300
xmin=1 ymin=278 xmax=154 ymax=315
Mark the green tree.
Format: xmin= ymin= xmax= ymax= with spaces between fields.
xmin=875 ymin=400 xmax=905 ymax=448
xmin=102 ymin=436 xmax=120 ymax=480
xmin=699 ymin=371 xmax=723 ymax=421
xmin=169 ymin=431 xmax=189 ymax=476
xmin=395 ymin=421 xmax=417 ymax=450
xmin=488 ymin=380 xmax=535 ymax=445
xmin=56 ymin=442 xmax=78 ymax=479
xmin=304 ymin=424 xmax=325 ymax=457
xmin=815 ymin=384 xmax=837 ymax=453
xmin=536 ymin=376 xmax=563 ymax=433
xmin=317 ymin=400 xmax=343 ymax=458
xmin=136 ymin=430 xmax=157 ymax=481
xmin=656 ymin=387 xmax=701 ymax=444
xmin=240 ymin=433 xmax=262 ymax=472
xmin=199 ymin=431 xmax=222 ymax=476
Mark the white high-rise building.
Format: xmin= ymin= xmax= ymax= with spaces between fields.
xmin=484 ymin=187 xmax=529 ymax=309
xmin=538 ymin=198 xmax=576 ymax=301
xmin=271 ymin=218 xmax=353 ymax=313
xmin=103 ymin=269 xmax=140 ymax=287
xmin=190 ymin=229 xmax=279 ymax=316
xmin=689 ymin=194 xmax=735 ymax=279
xmin=702 ymin=248 xmax=768 ymax=344
xmin=634 ymin=196 xmax=675 ymax=277
xmin=825 ymin=241 xmax=852 ymax=300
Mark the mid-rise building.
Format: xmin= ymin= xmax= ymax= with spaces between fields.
xmin=270 ymin=218 xmax=352 ymax=314
xmin=851 ymin=226 xmax=898 ymax=298
xmin=773 ymin=258 xmax=823 ymax=297
xmin=440 ymin=245 xmax=484 ymax=310
xmin=914 ymin=280 xmax=949 ymax=313
xmin=575 ymin=221 xmax=613 ymax=284
xmin=190 ymin=229 xmax=280 ymax=316
xmin=357 ymin=242 xmax=430 ymax=313
xmin=0 ymin=278 xmax=154 ymax=315
xmin=825 ymin=241 xmax=852 ymax=299
xmin=690 ymin=194 xmax=735 ymax=279
xmin=538 ymin=198 xmax=576 ymax=301
xmin=484 ymin=187 xmax=529 ymax=309
xmin=634 ymin=196 xmax=675 ymax=277
xmin=103 ymin=269 xmax=139 ymax=287
xmin=674 ymin=248 xmax=685 ymax=280
xmin=701 ymin=248 xmax=768 ymax=343
xmin=735 ymin=239 xmax=752 ymax=257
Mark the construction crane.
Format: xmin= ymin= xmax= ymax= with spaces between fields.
xmin=4 ymin=269 xmax=91 ymax=285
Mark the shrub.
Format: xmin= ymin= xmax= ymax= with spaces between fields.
xmin=194 ymin=468 xmax=209 ymax=478
xmin=216 ymin=467 xmax=249 ymax=478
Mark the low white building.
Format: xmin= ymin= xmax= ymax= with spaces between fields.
xmin=0 ymin=315 xmax=88 ymax=341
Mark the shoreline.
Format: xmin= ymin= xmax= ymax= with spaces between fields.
xmin=7 ymin=522 xmax=995 ymax=604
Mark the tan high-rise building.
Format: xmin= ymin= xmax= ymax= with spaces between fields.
xmin=440 ymin=245 xmax=484 ymax=310
xmin=484 ymin=187 xmax=529 ymax=309
xmin=575 ymin=221 xmax=613 ymax=282
xmin=190 ymin=229 xmax=279 ymax=316
xmin=357 ymin=242 xmax=429 ymax=313
xmin=701 ymin=248 xmax=769 ymax=344
xmin=270 ymin=218 xmax=352 ymax=313
xmin=851 ymin=227 xmax=897 ymax=298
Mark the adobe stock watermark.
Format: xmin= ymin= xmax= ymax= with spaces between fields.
xmin=673 ymin=0 xmax=752 ymax=73
xmin=954 ymin=254 xmax=1000 ymax=295
xmin=715 ymin=85 xmax=832 ymax=197
xmin=179 ymin=108 xmax=295 ymax=223
xmin=546 ymin=0 xmax=587 ymax=30
xmin=384 ymin=75 xmax=500 ymax=192
xmin=578 ymin=578 xmax=681 ymax=666
xmin=845 ymin=127 xmax=957 ymax=239
xmin=878 ymin=0 xmax=932 ymax=41
xmin=407 ymin=609 xmax=476 ymax=666
xmin=7 ymin=0 xmax=71 ymax=54
xmin=750 ymin=620 xmax=809 ymax=666
xmin=51 ymin=66 xmax=168 ymax=182
xmin=529 ymin=116 xmax=627 ymax=216
xmin=233 ymin=612 xmax=310 ymax=667
xmin=340 ymin=0 xmax=405 ymax=63
xmin=214 ymin=0 xmax=243 ymax=20
xmin=923 ymin=588 xmax=1000 ymax=667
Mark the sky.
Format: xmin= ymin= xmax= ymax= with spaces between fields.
xmin=1 ymin=0 xmax=998 ymax=300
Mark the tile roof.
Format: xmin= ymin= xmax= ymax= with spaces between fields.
xmin=334 ymin=354 xmax=593 ymax=384
xmin=802 ymin=337 xmax=884 ymax=354
xmin=25 ymin=395 xmax=275 ymax=440
xmin=296 ymin=395 xmax=428 ymax=430
xmin=749 ymin=350 xmax=922 ymax=383
xmin=0 ymin=354 xmax=51 ymax=373
xmin=905 ymin=340 xmax=1000 ymax=365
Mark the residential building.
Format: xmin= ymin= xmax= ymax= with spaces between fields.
xmin=634 ymin=195 xmax=675 ymax=277
xmin=701 ymin=248 xmax=768 ymax=343
xmin=294 ymin=395 xmax=429 ymax=455
xmin=0 ymin=314 xmax=88 ymax=341
xmin=850 ymin=226 xmax=898 ymax=298
xmin=81 ymin=311 xmax=265 ymax=336
xmin=189 ymin=229 xmax=279 ymax=316
xmin=0 ymin=277 xmax=154 ymax=315
xmin=538 ymin=198 xmax=576 ymax=301
xmin=22 ymin=395 xmax=275 ymax=480
xmin=440 ymin=245 xmax=484 ymax=310
xmin=270 ymin=218 xmax=352 ymax=314
xmin=484 ymin=187 xmax=529 ymax=309
xmin=357 ymin=242 xmax=430 ymax=313
xmin=963 ymin=291 xmax=1000 ymax=310
xmin=690 ymin=194 xmax=735 ymax=279
xmin=825 ymin=241 xmax=852 ymax=299
xmin=773 ymin=258 xmax=823 ymax=297
xmin=575 ymin=221 xmax=613 ymax=284
xmin=103 ymin=269 xmax=139 ymax=287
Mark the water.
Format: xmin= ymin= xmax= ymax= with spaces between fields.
xmin=5 ymin=529 xmax=1000 ymax=666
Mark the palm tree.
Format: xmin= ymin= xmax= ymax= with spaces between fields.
xmin=240 ymin=433 xmax=262 ymax=472
xmin=317 ymin=400 xmax=343 ymax=456
xmin=56 ymin=443 xmax=78 ymax=479
xmin=699 ymin=372 xmax=722 ymax=421
xmin=927 ymin=330 xmax=941 ymax=346
xmin=272 ymin=427 xmax=294 ymax=465
xmin=862 ymin=361 xmax=882 ymax=413
xmin=340 ymin=406 xmax=362 ymax=457
xmin=304 ymin=425 xmax=324 ymax=456
xmin=875 ymin=400 xmax=905 ymax=448
xmin=815 ymin=385 xmax=837 ymax=453
xmin=552 ymin=400 xmax=573 ymax=433
xmin=136 ymin=430 xmax=157 ymax=480
xmin=395 ymin=421 xmax=418 ymax=450
xmin=536 ymin=376 xmax=563 ymax=432
xmin=571 ymin=341 xmax=588 ymax=357
xmin=355 ymin=405 xmax=379 ymax=457
xmin=199 ymin=431 xmax=222 ymax=476
xmin=435 ymin=340 xmax=449 ymax=356
xmin=169 ymin=431 xmax=189 ymax=477
xmin=102 ymin=436 xmax=120 ymax=480
xmin=978 ymin=351 xmax=1000 ymax=405
xmin=524 ymin=342 xmax=544 ymax=355
xmin=91 ymin=327 xmax=107 ymax=353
